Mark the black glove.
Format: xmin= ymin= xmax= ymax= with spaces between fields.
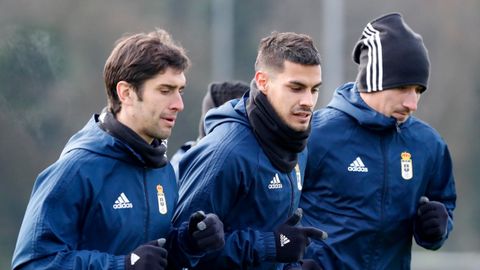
xmin=274 ymin=208 xmax=328 ymax=263
xmin=416 ymin=196 xmax=448 ymax=242
xmin=186 ymin=210 xmax=225 ymax=253
xmin=284 ymin=260 xmax=323 ymax=270
xmin=125 ymin=238 xmax=168 ymax=270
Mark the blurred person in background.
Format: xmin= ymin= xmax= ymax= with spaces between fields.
xmin=172 ymin=31 xmax=326 ymax=270
xmin=12 ymin=29 xmax=224 ymax=270
xmin=170 ymin=80 xmax=248 ymax=179
xmin=300 ymin=13 xmax=456 ymax=270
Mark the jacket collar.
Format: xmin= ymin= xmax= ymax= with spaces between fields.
xmin=328 ymin=82 xmax=412 ymax=131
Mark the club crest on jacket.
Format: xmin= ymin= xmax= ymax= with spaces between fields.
xmin=401 ymin=152 xmax=413 ymax=180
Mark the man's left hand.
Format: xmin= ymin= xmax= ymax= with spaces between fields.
xmin=416 ymin=196 xmax=448 ymax=242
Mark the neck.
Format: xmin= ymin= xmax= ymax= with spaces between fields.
xmin=115 ymin=110 xmax=153 ymax=144
xmin=359 ymin=92 xmax=379 ymax=112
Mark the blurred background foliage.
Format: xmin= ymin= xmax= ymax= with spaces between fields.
xmin=1 ymin=0 xmax=479 ymax=268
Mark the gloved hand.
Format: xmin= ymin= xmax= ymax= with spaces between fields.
xmin=125 ymin=238 xmax=168 ymax=270
xmin=416 ymin=196 xmax=448 ymax=242
xmin=274 ymin=208 xmax=328 ymax=263
xmin=186 ymin=210 xmax=225 ymax=253
xmin=284 ymin=259 xmax=323 ymax=270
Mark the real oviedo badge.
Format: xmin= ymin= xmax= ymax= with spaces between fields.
xmin=157 ymin=185 xmax=168 ymax=214
xmin=295 ymin=164 xmax=302 ymax=190
xmin=401 ymin=152 xmax=413 ymax=180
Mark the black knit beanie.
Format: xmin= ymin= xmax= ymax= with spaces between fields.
xmin=353 ymin=13 xmax=430 ymax=92
xmin=198 ymin=81 xmax=249 ymax=138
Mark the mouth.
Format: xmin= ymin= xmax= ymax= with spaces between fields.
xmin=162 ymin=116 xmax=176 ymax=126
xmin=292 ymin=112 xmax=311 ymax=122
xmin=393 ymin=111 xmax=410 ymax=121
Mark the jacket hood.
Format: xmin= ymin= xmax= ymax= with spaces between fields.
xmin=204 ymin=92 xmax=250 ymax=135
xmin=60 ymin=114 xmax=141 ymax=164
xmin=328 ymin=82 xmax=411 ymax=130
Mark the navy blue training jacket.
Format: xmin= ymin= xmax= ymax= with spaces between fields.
xmin=301 ymin=83 xmax=456 ymax=270
xmin=173 ymin=95 xmax=306 ymax=270
xmin=12 ymin=115 xmax=194 ymax=269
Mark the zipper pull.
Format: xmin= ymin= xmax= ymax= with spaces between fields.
xmin=395 ymin=122 xmax=401 ymax=133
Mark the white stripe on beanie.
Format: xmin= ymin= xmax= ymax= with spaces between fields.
xmin=361 ymin=23 xmax=383 ymax=92
xmin=353 ymin=13 xmax=430 ymax=93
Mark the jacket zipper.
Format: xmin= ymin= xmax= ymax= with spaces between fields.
xmin=380 ymin=137 xmax=388 ymax=228
xmin=143 ymin=169 xmax=150 ymax=242
xmin=367 ymin=136 xmax=389 ymax=269
xmin=374 ymin=136 xmax=389 ymax=268
xmin=287 ymin=173 xmax=295 ymax=217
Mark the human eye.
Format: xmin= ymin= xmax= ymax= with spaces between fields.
xmin=158 ymin=87 xmax=170 ymax=94
xmin=289 ymin=85 xmax=303 ymax=92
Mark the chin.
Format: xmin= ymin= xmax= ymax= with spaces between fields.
xmin=291 ymin=125 xmax=309 ymax=132
xmin=154 ymin=131 xmax=171 ymax=140
xmin=396 ymin=116 xmax=409 ymax=123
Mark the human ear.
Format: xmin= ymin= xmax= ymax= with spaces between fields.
xmin=116 ymin=81 xmax=135 ymax=105
xmin=255 ymin=71 xmax=269 ymax=94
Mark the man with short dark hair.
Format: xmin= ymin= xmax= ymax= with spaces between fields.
xmin=300 ymin=13 xmax=456 ymax=270
xmin=173 ymin=32 xmax=326 ymax=270
xmin=12 ymin=29 xmax=224 ymax=270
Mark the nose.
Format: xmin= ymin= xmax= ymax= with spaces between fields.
xmin=299 ymin=89 xmax=318 ymax=109
xmin=171 ymin=90 xmax=184 ymax=112
xmin=403 ymin=88 xmax=419 ymax=112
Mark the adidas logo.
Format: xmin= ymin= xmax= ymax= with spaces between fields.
xmin=268 ymin=174 xmax=283 ymax=189
xmin=280 ymin=234 xmax=290 ymax=247
xmin=130 ymin=253 xmax=140 ymax=265
xmin=113 ymin=192 xmax=133 ymax=209
xmin=348 ymin=157 xmax=369 ymax=172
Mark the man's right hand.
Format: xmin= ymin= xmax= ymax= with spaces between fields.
xmin=274 ymin=208 xmax=328 ymax=263
xmin=186 ymin=210 xmax=225 ymax=252
xmin=125 ymin=238 xmax=168 ymax=270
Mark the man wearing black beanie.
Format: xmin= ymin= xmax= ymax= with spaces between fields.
xmin=299 ymin=13 xmax=456 ymax=269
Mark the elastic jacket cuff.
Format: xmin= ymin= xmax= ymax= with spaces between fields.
xmin=261 ymin=231 xmax=277 ymax=262
xmin=115 ymin=255 xmax=126 ymax=270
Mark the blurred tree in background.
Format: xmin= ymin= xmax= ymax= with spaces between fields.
xmin=1 ymin=0 xmax=479 ymax=268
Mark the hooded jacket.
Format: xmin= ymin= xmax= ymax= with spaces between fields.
xmin=300 ymin=83 xmax=456 ymax=270
xmin=12 ymin=115 xmax=193 ymax=270
xmin=173 ymin=94 xmax=306 ymax=270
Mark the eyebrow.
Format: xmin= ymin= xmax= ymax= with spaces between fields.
xmin=158 ymin=83 xmax=186 ymax=90
xmin=288 ymin=80 xmax=323 ymax=88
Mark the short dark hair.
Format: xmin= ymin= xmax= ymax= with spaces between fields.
xmin=103 ymin=29 xmax=190 ymax=114
xmin=255 ymin=31 xmax=321 ymax=72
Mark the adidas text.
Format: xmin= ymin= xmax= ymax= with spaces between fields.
xmin=113 ymin=203 xmax=133 ymax=209
xmin=348 ymin=166 xmax=369 ymax=172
